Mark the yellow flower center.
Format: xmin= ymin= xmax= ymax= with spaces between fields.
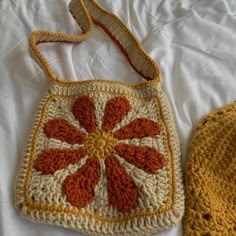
xmin=85 ymin=130 xmax=117 ymax=160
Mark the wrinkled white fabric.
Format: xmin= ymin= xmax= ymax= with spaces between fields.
xmin=0 ymin=0 xmax=235 ymax=235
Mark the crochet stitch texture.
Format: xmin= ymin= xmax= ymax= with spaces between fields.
xmin=184 ymin=102 xmax=236 ymax=236
xmin=15 ymin=0 xmax=184 ymax=235
xmin=34 ymin=95 xmax=166 ymax=212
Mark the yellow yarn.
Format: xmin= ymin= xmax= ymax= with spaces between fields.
xmin=184 ymin=101 xmax=236 ymax=236
xmin=85 ymin=131 xmax=117 ymax=159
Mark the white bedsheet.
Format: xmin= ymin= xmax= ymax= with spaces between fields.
xmin=0 ymin=0 xmax=235 ymax=235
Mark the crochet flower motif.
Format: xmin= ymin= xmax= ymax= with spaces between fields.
xmin=34 ymin=96 xmax=165 ymax=212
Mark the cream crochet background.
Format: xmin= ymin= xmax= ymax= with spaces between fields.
xmin=15 ymin=80 xmax=184 ymax=236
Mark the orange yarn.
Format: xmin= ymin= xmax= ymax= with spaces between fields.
xmin=44 ymin=118 xmax=87 ymax=144
xmin=115 ymin=144 xmax=165 ymax=174
xmin=64 ymin=158 xmax=100 ymax=208
xmin=113 ymin=118 xmax=161 ymax=139
xmin=105 ymin=156 xmax=138 ymax=212
xmin=102 ymin=96 xmax=131 ymax=132
xmin=72 ymin=95 xmax=96 ymax=133
xmin=35 ymin=149 xmax=87 ymax=174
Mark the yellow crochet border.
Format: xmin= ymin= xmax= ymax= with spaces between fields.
xmin=20 ymin=89 xmax=175 ymax=222
xmin=47 ymin=76 xmax=161 ymax=88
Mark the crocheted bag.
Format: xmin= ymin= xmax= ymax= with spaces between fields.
xmin=15 ymin=0 xmax=184 ymax=235
xmin=184 ymin=102 xmax=236 ymax=236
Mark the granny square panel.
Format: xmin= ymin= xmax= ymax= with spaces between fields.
xmin=15 ymin=0 xmax=184 ymax=235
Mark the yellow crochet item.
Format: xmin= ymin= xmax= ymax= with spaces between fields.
xmin=184 ymin=102 xmax=236 ymax=236
xmin=14 ymin=0 xmax=184 ymax=235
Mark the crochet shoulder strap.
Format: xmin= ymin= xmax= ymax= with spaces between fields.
xmin=30 ymin=0 xmax=160 ymax=83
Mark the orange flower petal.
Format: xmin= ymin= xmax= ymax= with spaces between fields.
xmin=105 ymin=156 xmax=138 ymax=212
xmin=44 ymin=118 xmax=87 ymax=144
xmin=63 ymin=158 xmax=100 ymax=208
xmin=115 ymin=144 xmax=165 ymax=174
xmin=34 ymin=148 xmax=87 ymax=174
xmin=102 ymin=97 xmax=131 ymax=132
xmin=113 ymin=118 xmax=161 ymax=140
xmin=72 ymin=96 xmax=96 ymax=133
